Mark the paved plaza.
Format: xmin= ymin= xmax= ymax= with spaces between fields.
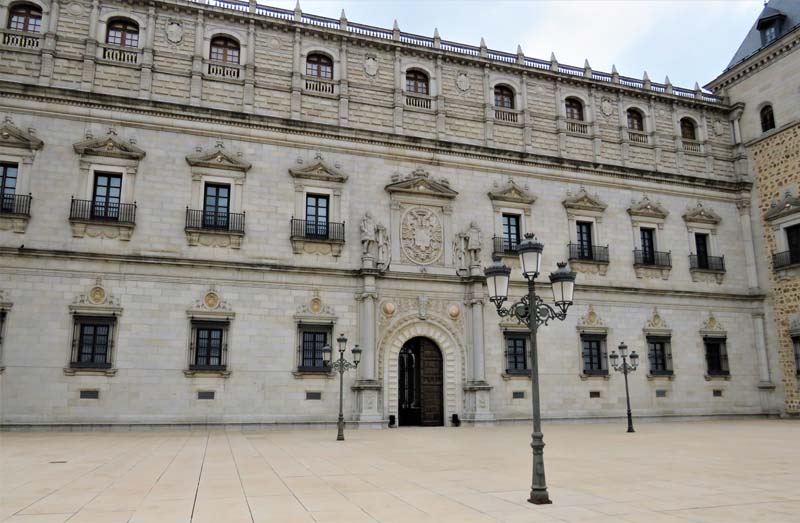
xmin=0 ymin=419 xmax=798 ymax=523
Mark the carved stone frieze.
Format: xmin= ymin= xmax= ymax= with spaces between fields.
xmin=291 ymin=237 xmax=343 ymax=256
xmin=70 ymin=221 xmax=134 ymax=241
xmin=569 ymin=259 xmax=608 ymax=276
xmin=576 ymin=305 xmax=607 ymax=334
xmin=683 ymin=201 xmax=721 ymax=226
xmin=70 ymin=277 xmax=122 ymax=317
xmin=0 ymin=215 xmax=29 ymax=234
xmin=378 ymin=295 xmax=463 ymax=333
xmin=186 ymin=230 xmax=243 ymax=249
xmin=634 ymin=266 xmax=670 ymax=280
xmin=690 ymin=269 xmax=725 ymax=284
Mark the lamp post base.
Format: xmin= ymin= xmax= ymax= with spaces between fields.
xmin=337 ymin=419 xmax=345 ymax=441
xmin=528 ymin=489 xmax=553 ymax=505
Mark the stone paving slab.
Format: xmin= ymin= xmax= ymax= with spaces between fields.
xmin=0 ymin=420 xmax=798 ymax=522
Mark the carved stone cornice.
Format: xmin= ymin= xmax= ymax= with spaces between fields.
xmin=0 ymin=120 xmax=43 ymax=151
xmin=488 ymin=179 xmax=536 ymax=206
xmin=289 ymin=158 xmax=348 ymax=184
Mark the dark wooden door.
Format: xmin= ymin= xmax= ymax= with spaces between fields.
xmin=398 ymin=344 xmax=420 ymax=426
xmin=420 ymin=339 xmax=443 ymax=426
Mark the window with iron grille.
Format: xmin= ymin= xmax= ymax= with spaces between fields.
xmin=8 ymin=4 xmax=42 ymax=33
xmin=306 ymin=53 xmax=333 ymax=79
xmin=70 ymin=316 xmax=115 ymax=369
xmin=704 ymin=337 xmax=729 ymax=376
xmin=305 ymin=194 xmax=329 ymax=238
xmin=501 ymin=213 xmax=520 ymax=252
xmin=106 ymin=19 xmax=139 ymax=48
xmin=298 ymin=325 xmax=330 ymax=372
xmin=0 ymin=163 xmax=18 ymax=213
xmin=505 ymin=334 xmax=528 ymax=373
xmin=647 ymin=336 xmax=673 ymax=375
xmin=760 ymin=105 xmax=776 ymax=133
xmin=189 ymin=321 xmax=228 ymax=370
xmin=581 ymin=334 xmax=607 ymax=375
xmin=92 ymin=172 xmax=122 ymax=220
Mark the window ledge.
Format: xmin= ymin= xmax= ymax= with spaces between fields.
xmin=502 ymin=370 xmax=531 ymax=380
xmin=70 ymin=219 xmax=134 ymax=241
xmin=290 ymin=237 xmax=344 ymax=257
xmin=705 ymin=373 xmax=731 ymax=381
xmin=96 ymin=58 xmax=142 ymax=70
xmin=185 ymin=228 xmax=243 ymax=249
xmin=184 ymin=368 xmax=231 ymax=378
xmin=568 ymin=259 xmax=609 ymax=277
xmin=634 ymin=265 xmax=671 ymax=280
xmin=774 ymin=263 xmax=800 ymax=278
xmin=292 ymin=369 xmax=335 ymax=379
xmin=64 ymin=367 xmax=117 ymax=377
xmin=0 ymin=213 xmax=30 ymax=234
xmin=647 ymin=372 xmax=675 ymax=381
xmin=690 ymin=268 xmax=725 ymax=284
xmin=201 ymin=73 xmax=245 ymax=86
xmin=580 ymin=372 xmax=610 ymax=381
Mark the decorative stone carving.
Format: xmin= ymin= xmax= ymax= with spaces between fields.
xmin=71 ymin=222 xmax=134 ymax=241
xmin=644 ymin=307 xmax=671 ymax=335
xmin=713 ymin=119 xmax=725 ymax=136
xmin=289 ymin=157 xmax=348 ymax=184
xmin=295 ymin=292 xmax=335 ymax=319
xmin=563 ymin=186 xmax=607 ymax=215
xmin=764 ymin=191 xmax=800 ymax=222
xmin=361 ymin=211 xmax=376 ymax=255
xmin=634 ymin=265 xmax=671 ymax=280
xmin=191 ymin=286 xmax=231 ymax=313
xmin=488 ymin=179 xmax=536 ymax=206
xmin=376 ymin=223 xmax=391 ymax=271
xmin=73 ymin=129 xmax=145 ymax=161
xmin=466 ymin=221 xmax=482 ymax=268
xmin=67 ymin=2 xmax=84 ymax=16
xmin=576 ymin=305 xmax=607 ymax=333
xmin=185 ymin=143 xmax=251 ymax=173
xmin=448 ymin=304 xmax=461 ymax=320
xmin=700 ymin=311 xmax=726 ymax=335
xmin=570 ymin=260 xmax=608 ymax=277
xmin=0 ymin=119 xmax=44 ymax=151
xmin=683 ymin=201 xmax=722 ymax=226
xmin=628 ymin=194 xmax=669 ymax=222
xmin=378 ymin=295 xmax=464 ymax=333
xmin=364 ymin=54 xmax=379 ymax=77
xmin=186 ymin=230 xmax=243 ymax=249
xmin=456 ymin=71 xmax=470 ymax=92
xmin=381 ymin=301 xmax=396 ymax=317
xmin=385 ymin=168 xmax=458 ymax=199
xmin=72 ymin=277 xmax=120 ymax=309
xmin=401 ymin=207 xmax=444 ymax=266
xmin=165 ymin=21 xmax=183 ymax=44
xmin=600 ymin=98 xmax=613 ymax=117
xmin=453 ymin=232 xmax=468 ymax=275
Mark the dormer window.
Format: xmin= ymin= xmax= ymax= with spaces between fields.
xmin=8 ymin=3 xmax=42 ymax=33
xmin=762 ymin=23 xmax=778 ymax=44
xmin=756 ymin=7 xmax=786 ymax=47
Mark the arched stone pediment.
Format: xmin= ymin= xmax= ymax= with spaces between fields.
xmin=488 ymin=179 xmax=536 ymax=206
xmin=764 ymin=191 xmax=800 ymax=222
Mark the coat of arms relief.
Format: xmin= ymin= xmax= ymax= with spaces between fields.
xmin=401 ymin=206 xmax=443 ymax=265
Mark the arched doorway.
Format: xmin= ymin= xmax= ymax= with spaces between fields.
xmin=398 ymin=337 xmax=443 ymax=426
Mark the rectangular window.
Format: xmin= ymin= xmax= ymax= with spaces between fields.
xmin=576 ymin=221 xmax=593 ymax=259
xmin=0 ymin=163 xmax=18 ymax=213
xmin=501 ymin=214 xmax=521 ymax=252
xmin=787 ymin=225 xmax=800 ymax=265
xmin=640 ymin=228 xmax=655 ymax=263
xmin=704 ymin=337 xmax=729 ymax=376
xmin=92 ymin=172 xmax=122 ymax=220
xmin=581 ymin=334 xmax=607 ymax=375
xmin=203 ymin=183 xmax=230 ymax=229
xmin=189 ymin=321 xmax=228 ymax=370
xmin=305 ymin=194 xmax=329 ymax=238
xmin=695 ymin=233 xmax=710 ymax=269
xmin=70 ymin=316 xmax=115 ymax=369
xmin=505 ymin=334 xmax=528 ymax=373
xmin=298 ymin=326 xmax=330 ymax=371
xmin=793 ymin=337 xmax=800 ymax=376
xmin=647 ymin=336 xmax=673 ymax=375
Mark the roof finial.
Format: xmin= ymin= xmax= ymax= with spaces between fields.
xmin=340 ymin=9 xmax=346 ymax=20
xmin=393 ymin=19 xmax=399 ymax=31
xmin=550 ymin=52 xmax=558 ymax=72
xmin=611 ymin=64 xmax=619 ymax=84
xmin=434 ymin=27 xmax=440 ymax=39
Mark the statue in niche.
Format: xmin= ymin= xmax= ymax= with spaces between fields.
xmin=466 ymin=221 xmax=482 ymax=267
xmin=376 ymin=224 xmax=391 ymax=270
xmin=453 ymin=233 xmax=468 ymax=275
xmin=360 ymin=212 xmax=376 ymax=256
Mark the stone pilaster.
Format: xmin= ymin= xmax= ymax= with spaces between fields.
xmin=352 ymin=272 xmax=382 ymax=425
xmin=463 ymin=280 xmax=494 ymax=424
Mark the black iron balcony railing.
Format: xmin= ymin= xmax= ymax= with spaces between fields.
xmin=568 ymin=243 xmax=610 ymax=263
xmin=773 ymin=250 xmax=800 ymax=270
xmin=493 ymin=236 xmax=518 ymax=255
xmin=70 ymin=198 xmax=136 ymax=224
xmin=689 ymin=255 xmax=725 ymax=272
xmin=634 ymin=249 xmax=672 ymax=268
xmin=185 ymin=208 xmax=245 ymax=233
xmin=0 ymin=193 xmax=32 ymax=216
xmin=290 ymin=218 xmax=345 ymax=241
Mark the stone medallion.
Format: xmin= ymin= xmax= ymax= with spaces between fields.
xmin=364 ymin=55 xmax=378 ymax=77
xmin=401 ymin=207 xmax=443 ymax=265
xmin=382 ymin=301 xmax=396 ymax=316
xmin=600 ymin=98 xmax=613 ymax=117
xmin=67 ymin=2 xmax=84 ymax=16
xmin=204 ymin=291 xmax=220 ymax=309
xmin=165 ymin=21 xmax=183 ymax=44
xmin=88 ymin=286 xmax=106 ymax=305
xmin=447 ymin=304 xmax=460 ymax=320
xmin=309 ymin=297 xmax=323 ymax=313
xmin=713 ymin=119 xmax=724 ymax=136
xmin=456 ymin=72 xmax=470 ymax=92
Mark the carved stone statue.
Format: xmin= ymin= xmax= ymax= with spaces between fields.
xmin=466 ymin=221 xmax=482 ymax=267
xmin=376 ymin=224 xmax=391 ymax=270
xmin=360 ymin=212 xmax=376 ymax=255
xmin=453 ymin=233 xmax=468 ymax=275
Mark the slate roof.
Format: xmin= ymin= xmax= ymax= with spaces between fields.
xmin=726 ymin=0 xmax=800 ymax=70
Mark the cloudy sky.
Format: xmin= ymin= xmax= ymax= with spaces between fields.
xmin=266 ymin=0 xmax=765 ymax=89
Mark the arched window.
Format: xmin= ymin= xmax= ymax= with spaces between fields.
xmin=306 ymin=53 xmax=333 ymax=80
xmin=405 ymin=70 xmax=429 ymax=95
xmin=627 ymin=109 xmax=644 ymax=131
xmin=7 ymin=3 xmax=42 ymax=33
xmin=680 ymin=118 xmax=697 ymax=140
xmin=210 ymin=36 xmax=240 ymax=64
xmin=760 ymin=105 xmax=776 ymax=133
xmin=105 ymin=18 xmax=139 ymax=48
xmin=565 ymin=98 xmax=584 ymax=121
xmin=494 ymin=85 xmax=514 ymax=109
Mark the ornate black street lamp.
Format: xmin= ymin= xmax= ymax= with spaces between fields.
xmin=322 ymin=334 xmax=361 ymax=441
xmin=610 ymin=342 xmax=639 ymax=433
xmin=484 ymin=233 xmax=576 ymax=505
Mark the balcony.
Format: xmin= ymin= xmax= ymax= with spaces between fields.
xmin=565 ymin=119 xmax=588 ymax=135
xmin=69 ymin=199 xmax=136 ymax=241
xmin=568 ymin=243 xmax=609 ymax=263
xmin=303 ymin=77 xmax=337 ymax=96
xmin=185 ymin=208 xmax=245 ymax=249
xmin=494 ymin=108 xmax=519 ymax=124
xmin=405 ymin=94 xmax=432 ymax=110
xmin=774 ymin=250 xmax=800 ymax=270
xmin=633 ymin=249 xmax=671 ymax=280
xmin=0 ymin=193 xmax=32 ymax=233
xmin=492 ymin=236 xmax=518 ymax=257
xmin=290 ymin=218 xmax=345 ymax=256
xmin=682 ymin=140 xmax=702 ymax=153
xmin=207 ymin=61 xmax=242 ymax=80
xmin=100 ymin=44 xmax=139 ymax=65
xmin=628 ymin=130 xmax=649 ymax=144
xmin=690 ymin=255 xmax=725 ymax=272
xmin=1 ymin=30 xmax=40 ymax=49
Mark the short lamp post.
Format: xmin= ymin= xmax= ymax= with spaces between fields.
xmin=322 ymin=334 xmax=361 ymax=442
xmin=484 ymin=233 xmax=577 ymax=505
xmin=609 ymin=342 xmax=639 ymax=433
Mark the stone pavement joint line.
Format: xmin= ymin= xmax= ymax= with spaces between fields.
xmin=0 ymin=420 xmax=798 ymax=523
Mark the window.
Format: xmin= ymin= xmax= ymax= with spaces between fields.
xmin=581 ymin=335 xmax=607 ymax=375
xmin=680 ymin=118 xmax=697 ymax=141
xmin=298 ymin=325 xmax=330 ymax=371
xmin=761 ymin=24 xmax=778 ymax=45
xmin=704 ymin=337 xmax=729 ymax=376
xmin=640 ymin=228 xmax=655 ymax=263
xmin=70 ymin=317 xmax=115 ymax=369
xmin=209 ymin=36 xmax=240 ymax=64
xmin=760 ymin=105 xmax=776 ymax=133
xmin=92 ymin=173 xmax=122 ymax=220
xmin=0 ymin=163 xmax=18 ymax=213
xmin=695 ymin=233 xmax=710 ymax=269
xmin=793 ymin=337 xmax=800 ymax=376
xmin=627 ymin=109 xmax=644 ymax=131
xmin=787 ymin=225 xmax=800 ymax=265
xmin=203 ymin=183 xmax=230 ymax=229
xmin=565 ymin=98 xmax=584 ymax=121
xmin=501 ymin=213 xmax=520 ymax=252
xmin=105 ymin=19 xmax=139 ymax=48
xmin=505 ymin=334 xmax=527 ymax=373
xmin=405 ymin=70 xmax=429 ymax=95
xmin=305 ymin=194 xmax=329 ymax=239
xmin=7 ymin=3 xmax=42 ymax=33
xmin=306 ymin=53 xmax=333 ymax=80
xmin=647 ymin=336 xmax=673 ymax=375
xmin=494 ymin=85 xmax=514 ymax=109
xmin=189 ymin=322 xmax=228 ymax=370
xmin=576 ymin=221 xmax=593 ymax=259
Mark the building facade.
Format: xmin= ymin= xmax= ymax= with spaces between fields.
xmin=707 ymin=0 xmax=800 ymax=416
xmin=0 ymin=0 xmax=785 ymax=427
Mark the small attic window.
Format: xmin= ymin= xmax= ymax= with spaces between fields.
xmin=761 ymin=23 xmax=778 ymax=45
xmin=756 ymin=8 xmax=785 ymax=47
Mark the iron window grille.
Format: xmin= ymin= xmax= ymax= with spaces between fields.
xmin=567 ymin=243 xmax=609 ymax=263
xmin=185 ymin=209 xmax=245 ymax=233
xmin=70 ymin=316 xmax=115 ymax=369
xmin=504 ymin=334 xmax=528 ymax=374
xmin=581 ymin=334 xmax=608 ymax=375
xmin=760 ymin=105 xmax=776 ymax=133
xmin=703 ymin=337 xmax=729 ymax=376
xmin=189 ymin=321 xmax=228 ymax=371
xmin=690 ymin=255 xmax=725 ymax=272
xmin=647 ymin=336 xmax=673 ymax=376
xmin=298 ymin=325 xmax=331 ymax=372
xmin=290 ymin=218 xmax=345 ymax=242
xmin=634 ymin=249 xmax=672 ymax=268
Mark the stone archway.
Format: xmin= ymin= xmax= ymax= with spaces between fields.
xmin=377 ymin=316 xmax=466 ymax=423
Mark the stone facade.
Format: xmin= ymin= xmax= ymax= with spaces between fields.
xmin=0 ymin=0 xmax=784 ymax=426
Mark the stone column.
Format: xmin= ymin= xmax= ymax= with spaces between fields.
xmin=753 ymin=313 xmax=774 ymax=387
xmin=393 ymin=49 xmax=402 ymax=134
xmin=81 ymin=0 xmax=100 ymax=91
xmin=38 ymin=0 xmax=59 ymax=86
xmin=290 ymin=29 xmax=301 ymax=119
xmin=189 ymin=11 xmax=204 ymax=106
xmin=338 ymin=38 xmax=349 ymax=126
xmin=139 ymin=6 xmax=155 ymax=100
xmin=482 ymin=66 xmax=493 ymax=147
xmin=737 ymin=198 xmax=760 ymax=290
xmin=520 ymin=72 xmax=534 ymax=154
xmin=352 ymin=272 xmax=382 ymax=426
xmin=435 ymin=56 xmax=445 ymax=140
xmin=463 ymin=280 xmax=494 ymax=424
xmin=243 ymin=21 xmax=256 ymax=112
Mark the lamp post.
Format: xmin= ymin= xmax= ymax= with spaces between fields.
xmin=322 ymin=334 xmax=361 ymax=441
xmin=484 ymin=233 xmax=576 ymax=505
xmin=610 ymin=342 xmax=639 ymax=433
